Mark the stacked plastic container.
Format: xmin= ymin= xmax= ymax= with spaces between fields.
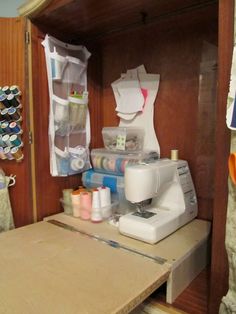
xmin=82 ymin=126 xmax=159 ymax=213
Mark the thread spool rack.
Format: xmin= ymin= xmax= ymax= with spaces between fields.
xmin=0 ymin=85 xmax=24 ymax=162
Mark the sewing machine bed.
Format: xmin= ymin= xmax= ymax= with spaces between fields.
xmin=44 ymin=213 xmax=211 ymax=303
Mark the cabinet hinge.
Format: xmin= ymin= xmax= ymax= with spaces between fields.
xmin=29 ymin=131 xmax=33 ymax=144
xmin=25 ymin=31 xmax=30 ymax=44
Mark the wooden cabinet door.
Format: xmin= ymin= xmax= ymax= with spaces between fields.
xmin=0 ymin=17 xmax=33 ymax=227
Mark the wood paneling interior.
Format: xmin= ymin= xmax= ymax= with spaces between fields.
xmin=209 ymin=1 xmax=233 ymax=313
xmin=152 ymin=267 xmax=210 ymax=314
xmin=31 ymin=0 xmax=218 ymax=43
xmin=100 ymin=4 xmax=218 ymax=221
xmin=24 ymin=0 xmax=232 ymax=312
xmin=0 ymin=17 xmax=33 ymax=227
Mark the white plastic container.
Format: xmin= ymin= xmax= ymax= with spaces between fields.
xmin=102 ymin=127 xmax=144 ymax=151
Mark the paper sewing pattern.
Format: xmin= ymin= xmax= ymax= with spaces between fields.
xmin=111 ymin=65 xmax=160 ymax=154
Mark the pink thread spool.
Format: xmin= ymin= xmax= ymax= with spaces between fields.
xmin=80 ymin=192 xmax=92 ymax=220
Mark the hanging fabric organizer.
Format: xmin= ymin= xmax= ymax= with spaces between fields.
xmin=42 ymin=35 xmax=91 ymax=176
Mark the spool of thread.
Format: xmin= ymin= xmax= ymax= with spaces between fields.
xmin=10 ymin=134 xmax=22 ymax=147
xmin=0 ymin=135 xmax=5 ymax=146
xmin=99 ymin=186 xmax=111 ymax=207
xmin=0 ymin=94 xmax=10 ymax=108
xmin=71 ymin=190 xmax=81 ymax=217
xmin=10 ymin=146 xmax=24 ymax=161
xmin=1 ymin=108 xmax=10 ymax=121
xmin=8 ymin=107 xmax=20 ymax=121
xmin=9 ymin=121 xmax=21 ymax=134
xmin=0 ymin=147 xmax=6 ymax=160
xmin=4 ymin=147 xmax=14 ymax=160
xmin=7 ymin=94 xmax=20 ymax=108
xmin=10 ymin=85 xmax=21 ymax=96
xmin=62 ymin=189 xmax=73 ymax=215
xmin=91 ymin=189 xmax=102 ymax=222
xmin=70 ymin=157 xmax=85 ymax=171
xmin=0 ymin=122 xmax=3 ymax=134
xmin=80 ymin=192 xmax=92 ymax=220
xmin=108 ymin=158 xmax=116 ymax=172
xmin=2 ymin=134 xmax=12 ymax=146
xmin=2 ymin=86 xmax=11 ymax=95
xmin=1 ymin=121 xmax=11 ymax=133
xmin=171 ymin=149 xmax=179 ymax=161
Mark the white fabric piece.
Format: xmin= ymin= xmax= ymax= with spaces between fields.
xmin=115 ymin=78 xmax=144 ymax=114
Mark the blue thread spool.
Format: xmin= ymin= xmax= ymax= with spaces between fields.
xmin=10 ymin=134 xmax=21 ymax=147
xmin=9 ymin=121 xmax=21 ymax=134
xmin=1 ymin=121 xmax=11 ymax=133
xmin=115 ymin=158 xmax=123 ymax=174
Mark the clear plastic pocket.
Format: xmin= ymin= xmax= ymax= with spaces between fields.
xmin=52 ymin=95 xmax=69 ymax=123
xmin=63 ymin=56 xmax=86 ymax=84
xmin=50 ymin=49 xmax=67 ymax=81
xmin=68 ymin=94 xmax=88 ymax=130
xmin=55 ymin=146 xmax=91 ymax=176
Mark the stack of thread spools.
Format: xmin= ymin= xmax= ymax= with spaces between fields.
xmin=62 ymin=185 xmax=111 ymax=223
xmin=0 ymin=85 xmax=23 ymax=162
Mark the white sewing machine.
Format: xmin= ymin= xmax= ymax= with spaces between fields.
xmin=118 ymin=159 xmax=198 ymax=244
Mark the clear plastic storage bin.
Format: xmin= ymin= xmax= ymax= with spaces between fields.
xmin=102 ymin=127 xmax=144 ymax=151
xmin=91 ymin=148 xmax=159 ymax=176
xmin=82 ymin=170 xmax=135 ymax=214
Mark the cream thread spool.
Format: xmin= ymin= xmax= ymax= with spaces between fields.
xmin=71 ymin=191 xmax=81 ymax=217
xmin=98 ymin=186 xmax=112 ymax=219
xmin=171 ymin=149 xmax=179 ymax=161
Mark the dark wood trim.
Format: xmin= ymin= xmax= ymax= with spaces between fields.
xmin=209 ymin=1 xmax=234 ymax=313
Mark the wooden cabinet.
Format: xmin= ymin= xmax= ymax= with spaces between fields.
xmin=15 ymin=0 xmax=234 ymax=313
xmin=0 ymin=18 xmax=33 ymax=227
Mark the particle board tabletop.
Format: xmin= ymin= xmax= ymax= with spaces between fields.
xmin=44 ymin=213 xmax=211 ymax=269
xmin=0 ymin=221 xmax=169 ymax=314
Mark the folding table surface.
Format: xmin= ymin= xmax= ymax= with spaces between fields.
xmin=0 ymin=221 xmax=169 ymax=314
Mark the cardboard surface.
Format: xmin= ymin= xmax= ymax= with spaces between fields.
xmin=44 ymin=214 xmax=211 ymax=268
xmin=0 ymin=222 xmax=169 ymax=314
